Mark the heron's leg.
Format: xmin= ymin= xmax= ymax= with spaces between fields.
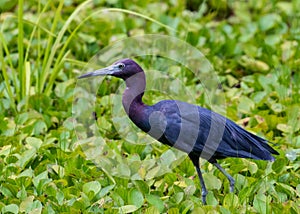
xmin=213 ymin=162 xmax=235 ymax=192
xmin=189 ymin=155 xmax=208 ymax=205
xmin=195 ymin=164 xmax=208 ymax=204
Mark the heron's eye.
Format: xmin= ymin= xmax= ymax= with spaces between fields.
xmin=118 ymin=63 xmax=125 ymax=69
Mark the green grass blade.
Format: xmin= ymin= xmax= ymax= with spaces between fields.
xmin=104 ymin=8 xmax=177 ymax=33
xmin=0 ymin=34 xmax=17 ymax=113
xmin=39 ymin=0 xmax=65 ymax=94
xmin=18 ymin=0 xmax=24 ymax=101
xmin=24 ymin=61 xmax=31 ymax=110
xmin=44 ymin=5 xmax=177 ymax=95
xmin=41 ymin=0 xmax=94 ymax=95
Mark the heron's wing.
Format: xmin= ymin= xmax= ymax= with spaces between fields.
xmin=151 ymin=100 xmax=278 ymax=160
xmin=152 ymin=101 xmax=211 ymax=154
xmin=216 ymin=120 xmax=279 ymax=160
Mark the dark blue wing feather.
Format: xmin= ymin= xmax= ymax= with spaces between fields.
xmin=143 ymin=100 xmax=278 ymax=161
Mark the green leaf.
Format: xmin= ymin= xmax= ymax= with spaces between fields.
xmin=277 ymin=124 xmax=292 ymax=133
xmin=128 ymin=189 xmax=144 ymax=208
xmin=133 ymin=180 xmax=149 ymax=194
xmin=238 ymin=96 xmax=255 ymax=114
xmin=259 ymin=13 xmax=281 ymax=31
xmin=1 ymin=204 xmax=19 ymax=214
xmin=223 ymin=193 xmax=239 ymax=208
xmin=160 ymin=149 xmax=176 ymax=167
xmin=145 ymin=165 xmax=160 ymax=180
xmin=119 ymin=205 xmax=139 ymax=213
xmin=33 ymin=120 xmax=47 ymax=135
xmin=191 ymin=207 xmax=206 ymax=214
xmin=17 ymin=148 xmax=36 ymax=169
xmin=17 ymin=185 xmax=27 ymax=201
xmin=253 ymin=193 xmax=269 ymax=214
xmin=242 ymin=159 xmax=258 ymax=174
xmin=25 ymin=137 xmax=43 ymax=150
xmin=83 ymin=181 xmax=101 ymax=196
xmin=145 ymin=194 xmax=164 ymax=213
xmin=0 ymin=186 xmax=13 ymax=198
xmin=56 ymin=190 xmax=64 ymax=206
xmin=271 ymin=103 xmax=283 ymax=113
xmin=168 ymin=207 xmax=180 ymax=214
xmin=0 ymin=0 xmax=17 ymax=12
xmin=206 ymin=191 xmax=218 ymax=206
xmin=277 ymin=183 xmax=297 ymax=197
xmin=203 ymin=174 xmax=222 ymax=190
xmin=117 ymin=163 xmax=131 ymax=178
xmin=19 ymin=196 xmax=34 ymax=213
xmin=144 ymin=206 xmax=160 ymax=214
xmin=18 ymin=168 xmax=33 ymax=178
xmin=98 ymin=185 xmax=115 ymax=198
xmin=272 ymin=158 xmax=287 ymax=173
xmin=172 ymin=192 xmax=184 ymax=204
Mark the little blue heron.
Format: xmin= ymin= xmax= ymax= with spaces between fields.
xmin=78 ymin=58 xmax=278 ymax=204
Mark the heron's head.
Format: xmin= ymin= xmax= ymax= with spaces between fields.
xmin=78 ymin=58 xmax=143 ymax=80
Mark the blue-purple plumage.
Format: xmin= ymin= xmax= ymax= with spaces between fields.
xmin=78 ymin=58 xmax=279 ymax=204
xmin=131 ymin=99 xmax=278 ymax=162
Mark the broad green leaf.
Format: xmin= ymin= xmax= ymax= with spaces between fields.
xmin=271 ymin=103 xmax=283 ymax=113
xmin=173 ymin=192 xmax=184 ymax=204
xmin=168 ymin=207 xmax=180 ymax=214
xmin=219 ymin=206 xmax=231 ymax=214
xmin=133 ymin=180 xmax=149 ymax=194
xmin=238 ymin=56 xmax=269 ymax=72
xmin=272 ymin=158 xmax=287 ymax=173
xmin=33 ymin=120 xmax=47 ymax=135
xmin=144 ymin=206 xmax=160 ymax=214
xmin=128 ymin=189 xmax=144 ymax=208
xmin=17 ymin=185 xmax=27 ymax=201
xmin=277 ymin=183 xmax=297 ymax=196
xmin=0 ymin=186 xmax=14 ymax=198
xmin=117 ymin=163 xmax=131 ymax=178
xmin=17 ymin=148 xmax=36 ymax=169
xmin=203 ymin=174 xmax=222 ymax=190
xmin=191 ymin=207 xmax=206 ymax=214
xmin=276 ymin=2 xmax=293 ymax=15
xmin=19 ymin=196 xmax=34 ymax=213
xmin=1 ymin=204 xmax=19 ymax=214
xmin=18 ymin=168 xmax=33 ymax=178
xmin=98 ymin=185 xmax=115 ymax=198
xmin=223 ymin=193 xmax=239 ymax=208
xmin=242 ymin=159 xmax=258 ymax=174
xmin=119 ymin=205 xmax=139 ymax=213
xmin=163 ymin=173 xmax=177 ymax=186
xmin=0 ymin=0 xmax=17 ymax=12
xmin=145 ymin=194 xmax=164 ymax=213
xmin=50 ymin=164 xmax=65 ymax=178
xmin=25 ymin=137 xmax=43 ymax=150
xmin=0 ymin=145 xmax=12 ymax=157
xmin=83 ymin=181 xmax=101 ymax=196
xmin=238 ymin=96 xmax=255 ymax=114
xmin=252 ymin=91 xmax=267 ymax=103
xmin=32 ymin=171 xmax=48 ymax=187
xmin=259 ymin=13 xmax=281 ymax=31
xmin=253 ymin=193 xmax=269 ymax=214
xmin=145 ymin=165 xmax=160 ymax=180
xmin=56 ymin=190 xmax=64 ymax=206
xmin=277 ymin=124 xmax=292 ymax=133
xmin=160 ymin=149 xmax=176 ymax=166
xmin=206 ymin=192 xmax=218 ymax=206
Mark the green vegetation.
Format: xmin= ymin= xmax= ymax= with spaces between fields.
xmin=0 ymin=0 xmax=299 ymax=213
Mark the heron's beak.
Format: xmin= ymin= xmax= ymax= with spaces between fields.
xmin=78 ymin=65 xmax=115 ymax=79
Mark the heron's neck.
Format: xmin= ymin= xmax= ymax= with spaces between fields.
xmin=122 ymin=72 xmax=146 ymax=116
